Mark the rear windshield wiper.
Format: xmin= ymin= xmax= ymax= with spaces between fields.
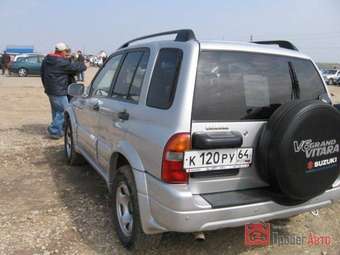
xmin=288 ymin=61 xmax=300 ymax=100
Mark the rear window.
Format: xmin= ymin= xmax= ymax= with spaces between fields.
xmin=192 ymin=51 xmax=325 ymax=121
xmin=146 ymin=48 xmax=183 ymax=109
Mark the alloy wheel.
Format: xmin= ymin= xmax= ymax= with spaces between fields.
xmin=65 ymin=125 xmax=72 ymax=159
xmin=116 ymin=182 xmax=133 ymax=237
xmin=18 ymin=68 xmax=27 ymax=77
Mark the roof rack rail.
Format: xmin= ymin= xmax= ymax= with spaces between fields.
xmin=252 ymin=40 xmax=299 ymax=51
xmin=119 ymin=29 xmax=196 ymax=49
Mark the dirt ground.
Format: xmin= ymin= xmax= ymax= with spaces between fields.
xmin=1 ymin=68 xmax=340 ymax=255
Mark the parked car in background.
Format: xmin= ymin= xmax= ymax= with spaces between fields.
xmin=323 ymin=69 xmax=340 ymax=85
xmin=9 ymin=55 xmax=44 ymax=77
xmin=85 ymin=54 xmax=94 ymax=63
xmin=14 ymin=53 xmax=42 ymax=62
xmin=320 ymin=69 xmax=329 ymax=76
xmin=335 ymin=76 xmax=340 ymax=85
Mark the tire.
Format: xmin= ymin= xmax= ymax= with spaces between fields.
xmin=18 ymin=68 xmax=27 ymax=77
xmin=256 ymin=100 xmax=340 ymax=202
xmin=329 ymin=79 xmax=334 ymax=85
xmin=64 ymin=118 xmax=85 ymax=165
xmin=112 ymin=165 xmax=161 ymax=251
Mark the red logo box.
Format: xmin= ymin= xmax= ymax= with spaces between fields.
xmin=244 ymin=223 xmax=271 ymax=246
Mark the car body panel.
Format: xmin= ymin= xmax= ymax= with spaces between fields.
xmin=72 ymin=97 xmax=99 ymax=159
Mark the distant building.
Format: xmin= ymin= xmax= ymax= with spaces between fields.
xmin=5 ymin=45 xmax=34 ymax=54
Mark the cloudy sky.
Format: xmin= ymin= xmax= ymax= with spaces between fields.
xmin=0 ymin=0 xmax=339 ymax=62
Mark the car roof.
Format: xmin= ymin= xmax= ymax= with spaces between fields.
xmin=199 ymin=40 xmax=310 ymax=59
xmin=16 ymin=54 xmax=44 ymax=58
xmin=120 ymin=39 xmax=310 ymax=60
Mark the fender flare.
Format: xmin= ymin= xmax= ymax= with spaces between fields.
xmin=108 ymin=140 xmax=145 ymax=190
xmin=108 ymin=141 xmax=165 ymax=234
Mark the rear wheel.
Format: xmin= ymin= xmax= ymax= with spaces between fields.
xmin=18 ymin=68 xmax=27 ymax=77
xmin=112 ymin=165 xmax=161 ymax=251
xmin=64 ymin=119 xmax=85 ymax=165
xmin=329 ymin=78 xmax=334 ymax=85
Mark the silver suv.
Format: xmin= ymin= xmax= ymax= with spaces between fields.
xmin=64 ymin=29 xmax=340 ymax=250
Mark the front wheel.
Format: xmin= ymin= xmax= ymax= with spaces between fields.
xmin=329 ymin=78 xmax=334 ymax=85
xmin=18 ymin=68 xmax=27 ymax=77
xmin=112 ymin=165 xmax=161 ymax=251
xmin=64 ymin=119 xmax=85 ymax=165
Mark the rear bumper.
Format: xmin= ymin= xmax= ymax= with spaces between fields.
xmin=145 ymin=174 xmax=340 ymax=233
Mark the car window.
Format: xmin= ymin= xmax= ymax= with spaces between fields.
xmin=112 ymin=51 xmax=144 ymax=98
xmin=16 ymin=57 xmax=25 ymax=62
xmin=192 ymin=51 xmax=325 ymax=121
xmin=26 ymin=57 xmax=38 ymax=63
xmin=90 ymin=54 xmax=122 ymax=97
xmin=146 ymin=48 xmax=183 ymax=109
xmin=291 ymin=59 xmax=325 ymax=99
xmin=127 ymin=52 xmax=149 ymax=102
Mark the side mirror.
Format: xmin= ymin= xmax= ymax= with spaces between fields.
xmin=68 ymin=83 xmax=85 ymax=97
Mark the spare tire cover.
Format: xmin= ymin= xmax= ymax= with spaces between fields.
xmin=257 ymin=100 xmax=340 ymax=201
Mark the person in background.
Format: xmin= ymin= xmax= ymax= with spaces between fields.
xmin=65 ymin=48 xmax=76 ymax=102
xmin=1 ymin=51 xmax=11 ymax=75
xmin=41 ymin=42 xmax=87 ymax=139
xmin=76 ymin=50 xmax=85 ymax=82
xmin=65 ymin=49 xmax=76 ymax=84
xmin=100 ymin=50 xmax=107 ymax=64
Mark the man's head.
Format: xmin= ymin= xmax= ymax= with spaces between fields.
xmin=55 ymin=42 xmax=70 ymax=57
xmin=64 ymin=49 xmax=72 ymax=59
xmin=77 ymin=50 xmax=82 ymax=54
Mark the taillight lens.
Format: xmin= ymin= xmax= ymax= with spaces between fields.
xmin=161 ymin=133 xmax=191 ymax=184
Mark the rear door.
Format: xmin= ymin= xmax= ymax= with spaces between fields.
xmin=26 ymin=56 xmax=40 ymax=74
xmin=188 ymin=51 xmax=326 ymax=194
xmin=97 ymin=49 xmax=149 ymax=171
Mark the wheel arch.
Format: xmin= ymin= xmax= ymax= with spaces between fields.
xmin=108 ymin=141 xmax=147 ymax=192
xmin=108 ymin=150 xmax=165 ymax=234
xmin=109 ymin=152 xmax=129 ymax=188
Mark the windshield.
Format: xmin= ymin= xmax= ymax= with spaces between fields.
xmin=193 ymin=51 xmax=325 ymax=121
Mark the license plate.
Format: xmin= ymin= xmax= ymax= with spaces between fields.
xmin=183 ymin=148 xmax=253 ymax=172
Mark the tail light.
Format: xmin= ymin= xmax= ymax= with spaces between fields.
xmin=161 ymin=133 xmax=191 ymax=184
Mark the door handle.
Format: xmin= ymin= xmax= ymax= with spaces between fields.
xmin=92 ymin=102 xmax=100 ymax=111
xmin=118 ymin=111 xmax=129 ymax=121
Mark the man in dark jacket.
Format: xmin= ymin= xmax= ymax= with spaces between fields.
xmin=1 ymin=51 xmax=11 ymax=75
xmin=41 ymin=42 xmax=86 ymax=139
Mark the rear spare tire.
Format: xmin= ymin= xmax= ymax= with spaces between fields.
xmin=257 ymin=100 xmax=340 ymax=202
